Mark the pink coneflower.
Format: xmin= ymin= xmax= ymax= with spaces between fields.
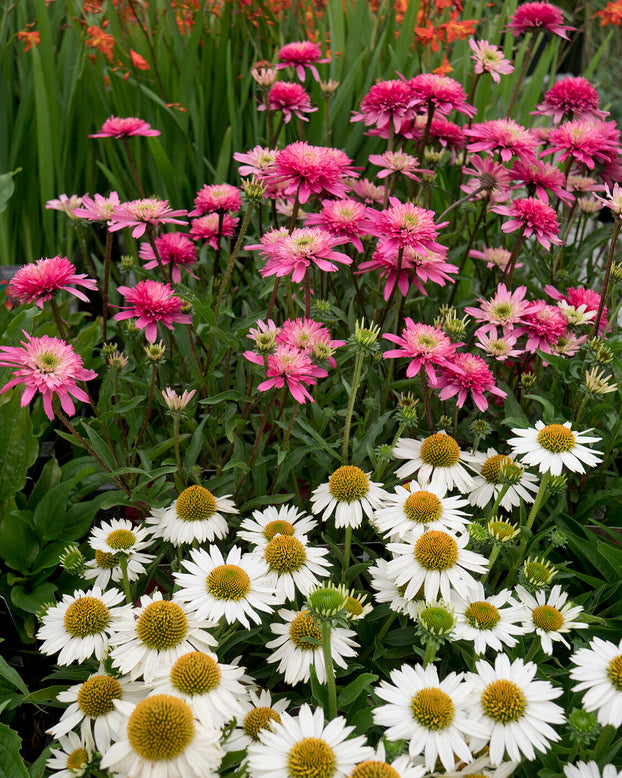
xmin=89 ymin=116 xmax=160 ymax=138
xmin=469 ymin=246 xmax=517 ymax=272
xmin=256 ymin=345 xmax=328 ymax=404
xmin=465 ymin=282 xmax=534 ymax=335
xmin=492 ymin=196 xmax=562 ymax=249
xmin=108 ymin=198 xmax=187 ymax=239
xmin=45 ymin=194 xmax=82 ymax=218
xmin=275 ymin=41 xmax=329 ymax=81
xmin=544 ymin=285 xmax=606 ymax=333
xmin=406 ymin=73 xmax=476 ymax=118
xmin=468 ymin=39 xmax=514 ymax=83
xmin=276 ymin=318 xmax=344 ymax=368
xmin=383 ymin=320 xmax=457 ymax=382
xmin=259 ymin=227 xmax=351 ymax=283
xmin=189 ymin=213 xmax=239 ymax=249
xmin=351 ymin=79 xmax=418 ymax=134
xmin=510 ymin=159 xmax=574 ymax=205
xmin=304 ymin=198 xmax=367 ymax=252
xmin=405 ymin=115 xmax=467 ymax=154
xmin=364 ymin=197 xmax=448 ymax=256
xmin=461 ymin=155 xmax=512 ymax=203
xmin=533 ymin=77 xmax=606 ymax=123
xmin=72 ymin=192 xmax=121 ymax=221
xmin=507 ymin=1 xmax=575 ymax=38
xmin=233 ymin=146 xmax=277 ymax=178
xmin=434 ymin=352 xmax=507 ymax=411
xmin=189 ymin=184 xmax=242 ymax=217
xmin=350 ymin=178 xmax=385 ymax=205
xmin=594 ymin=181 xmax=622 ymax=217
xmin=475 ymin=328 xmax=524 ymax=361
xmin=358 ymin=245 xmax=457 ymax=299
xmin=554 ymin=332 xmax=586 ymax=356
xmin=258 ymin=82 xmax=317 ymax=123
xmin=368 ymin=151 xmax=426 ymax=182
xmin=8 ymin=256 xmax=97 ymax=309
xmin=114 ymin=280 xmax=192 ymax=342
xmin=465 ymin=119 xmax=540 ymax=163
xmin=251 ymin=62 xmax=278 ymax=88
xmin=267 ymin=142 xmax=357 ymax=204
xmin=0 ymin=332 xmax=96 ymax=421
xmin=138 ymin=233 xmax=198 ymax=283
xmin=245 ymin=226 xmax=290 ymax=260
xmin=542 ymin=119 xmax=620 ymax=170
xmin=518 ymin=301 xmax=568 ymax=353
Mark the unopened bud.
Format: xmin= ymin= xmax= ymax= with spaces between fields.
xmin=243 ymin=176 xmax=266 ymax=203
xmin=120 ymin=254 xmax=134 ymax=270
xmin=521 ymin=371 xmax=536 ymax=390
xmin=60 ymin=545 xmax=84 ymax=575
xmin=145 ymin=340 xmax=166 ymax=363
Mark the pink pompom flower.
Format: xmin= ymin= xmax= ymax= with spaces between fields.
xmin=304 ymin=198 xmax=367 ymax=252
xmin=542 ymin=119 xmax=620 ymax=171
xmin=276 ymin=318 xmax=344 ymax=369
xmin=533 ymin=76 xmax=606 ymax=123
xmin=510 ymin=159 xmax=574 ymax=205
xmin=368 ymin=151 xmax=427 ymax=182
xmin=114 ymin=280 xmax=192 ymax=342
xmin=465 ymin=283 xmax=534 ymax=336
xmin=189 ymin=184 xmax=242 ymax=217
xmin=358 ymin=245 xmax=457 ymax=300
xmin=108 ymin=199 xmax=187 ymax=239
xmin=275 ymin=41 xmax=329 ymax=81
xmin=406 ymin=72 xmax=476 ymax=118
xmin=138 ymin=233 xmax=198 ymax=283
xmin=351 ymin=79 xmax=418 ymax=134
xmin=465 ymin=119 xmax=539 ymax=163
xmin=383 ymin=320 xmax=457 ymax=382
xmin=72 ymin=192 xmax=121 ymax=221
xmin=364 ymin=197 xmax=448 ymax=256
xmin=0 ymin=332 xmax=96 ymax=421
xmin=468 ymin=39 xmax=514 ymax=83
xmin=434 ymin=352 xmax=507 ymax=411
xmin=258 ymin=82 xmax=317 ymax=123
xmin=189 ymin=213 xmax=239 ymax=249
xmin=258 ymin=227 xmax=351 ymax=284
xmin=8 ymin=256 xmax=97 ymax=309
xmin=507 ymin=2 xmax=576 ymax=38
xmin=461 ymin=155 xmax=512 ymax=203
xmin=89 ymin=116 xmax=160 ymax=138
xmin=492 ymin=197 xmax=562 ymax=250
xmin=518 ymin=301 xmax=568 ymax=354
xmin=475 ymin=328 xmax=524 ymax=361
xmin=233 ymin=146 xmax=277 ymax=178
xmin=254 ymin=344 xmax=328 ymax=404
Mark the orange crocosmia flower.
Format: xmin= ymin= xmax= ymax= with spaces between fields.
xmin=130 ymin=50 xmax=150 ymax=69
xmin=415 ymin=21 xmax=441 ymax=51
xmin=86 ymin=26 xmax=115 ymax=62
xmin=594 ymin=0 xmax=622 ymax=25
xmin=438 ymin=11 xmax=477 ymax=42
xmin=433 ymin=56 xmax=453 ymax=75
xmin=17 ymin=30 xmax=40 ymax=52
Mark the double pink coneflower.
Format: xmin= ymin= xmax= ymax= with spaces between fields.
xmin=8 ymin=256 xmax=97 ymax=309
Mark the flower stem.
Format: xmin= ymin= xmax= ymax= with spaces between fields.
xmin=50 ymin=298 xmax=68 ymax=340
xmin=422 ymin=639 xmax=439 ymax=668
xmin=102 ymin=230 xmax=113 ymax=343
xmin=342 ymin=526 xmax=353 ymax=583
xmin=507 ymin=32 xmax=536 ymax=116
xmin=122 ymin=137 xmax=145 ymax=197
xmin=341 ymin=351 xmax=365 ymax=464
xmin=321 ymin=620 xmax=337 ymax=719
xmin=173 ymin=414 xmax=184 ymax=489
xmin=488 ymin=484 xmax=510 ymax=521
xmin=525 ymin=471 xmax=551 ymax=532
xmin=503 ymin=226 xmax=526 ymax=286
xmin=594 ymin=220 xmax=621 ymax=335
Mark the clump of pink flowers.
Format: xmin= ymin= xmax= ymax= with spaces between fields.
xmin=138 ymin=233 xmax=198 ymax=283
xmin=8 ymin=256 xmax=97 ymax=309
xmin=364 ymin=197 xmax=448 ymax=257
xmin=351 ymin=79 xmax=418 ymax=134
xmin=275 ymin=41 xmax=328 ymax=81
xmin=507 ymin=1 xmax=575 ymax=38
xmin=114 ymin=280 xmax=192 ymax=342
xmin=190 ymin=213 xmax=239 ymax=249
xmin=258 ymin=82 xmax=317 ymax=123
xmin=252 ymin=227 xmax=351 ymax=283
xmin=533 ymin=76 xmax=606 ymax=123
xmin=89 ymin=116 xmax=161 ymax=138
xmin=493 ymin=197 xmax=562 ymax=250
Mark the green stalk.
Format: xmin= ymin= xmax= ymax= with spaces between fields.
xmin=173 ymin=414 xmax=184 ymax=489
xmin=422 ymin=639 xmax=439 ymax=668
xmin=506 ymin=32 xmax=536 ymax=116
xmin=341 ymin=351 xmax=365 ymax=464
xmin=594 ymin=220 xmax=621 ymax=335
xmin=525 ymin=471 xmax=551 ymax=532
xmin=102 ymin=230 xmax=113 ymax=343
xmin=488 ymin=484 xmax=510 ymax=521
xmin=321 ymin=620 xmax=337 ymax=719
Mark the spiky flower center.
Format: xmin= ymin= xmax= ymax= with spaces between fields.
xmin=419 ymin=605 xmax=455 ymax=634
xmin=465 ymin=601 xmax=500 ymax=630
xmin=524 ymin=559 xmax=556 ymax=585
xmin=127 ymin=695 xmax=194 ymax=761
xmin=414 ymin=531 xmax=459 ymax=570
xmin=95 ymin=549 xmax=119 ymax=569
xmin=37 ymin=351 xmax=61 ymax=373
xmin=243 ymin=706 xmax=282 ymax=740
xmin=176 ymin=485 xmax=217 ymax=522
xmin=170 ymin=651 xmax=221 ymax=696
xmin=288 ymin=610 xmax=322 ymax=651
xmin=206 ymin=564 xmax=251 ymax=600
xmin=537 ymin=424 xmax=576 ymax=453
xmin=488 ymin=519 xmax=518 ymax=541
xmin=403 ymin=491 xmax=443 ymax=524
xmin=106 ymin=528 xmax=136 ymax=549
xmin=64 ymin=597 xmax=110 ymax=638
xmin=345 ymin=596 xmax=363 ymax=617
xmin=419 ymin=434 xmax=460 ymax=468
xmin=66 ymin=748 xmax=88 ymax=771
xmin=264 ymin=519 xmax=295 ymax=540
xmin=481 ymin=680 xmax=527 ymax=723
xmin=532 ymin=604 xmax=564 ymax=631
xmin=410 ymin=687 xmax=455 ymax=730
xmin=328 ymin=466 xmax=369 ymax=503
xmin=136 ymin=601 xmax=188 ymax=650
xmin=481 ymin=454 xmax=513 ymax=484
xmin=287 ymin=737 xmax=336 ymax=778
xmin=491 ymin=301 xmax=513 ymax=321
xmin=78 ymin=674 xmax=122 ymax=718
xmin=607 ymin=655 xmax=622 ymax=691
xmin=264 ymin=535 xmax=307 ymax=574
xmin=307 ymin=587 xmax=347 ymax=616
xmin=350 ymin=762 xmax=400 ymax=778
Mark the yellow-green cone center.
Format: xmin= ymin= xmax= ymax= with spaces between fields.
xmin=170 ymin=651 xmax=221 ymax=696
xmin=78 ymin=674 xmax=122 ymax=718
xmin=465 ymin=601 xmax=500 ymax=630
xmin=136 ymin=600 xmax=188 ymax=650
xmin=524 ymin=559 xmax=555 ymax=585
xmin=287 ymin=737 xmax=336 ymax=778
xmin=176 ymin=485 xmax=217 ymax=522
xmin=127 ymin=695 xmax=194 ymax=761
xmin=64 ymin=597 xmax=110 ymax=638
xmin=419 ymin=433 xmax=460 ymax=468
xmin=403 ymin=491 xmax=443 ymax=523
xmin=38 ymin=352 xmax=60 ymax=373
xmin=481 ymin=454 xmax=513 ymax=484
xmin=345 ymin=596 xmax=363 ymax=617
xmin=289 ymin=610 xmax=322 ymax=651
xmin=328 ymin=466 xmax=369 ymax=502
xmin=263 ymin=519 xmax=295 ymax=540
xmin=414 ymin=531 xmax=459 ymax=570
xmin=66 ymin=748 xmax=88 ymax=771
xmin=95 ymin=549 xmax=119 ymax=569
xmin=106 ymin=528 xmax=136 ymax=549
xmin=350 ymin=761 xmax=400 ymax=778
xmin=410 ymin=687 xmax=455 ymax=730
xmin=243 ymin=706 xmax=282 ymax=741
xmin=607 ymin=655 xmax=622 ymax=691
xmin=536 ymin=424 xmax=576 ymax=453
xmin=532 ymin=604 xmax=564 ymax=632
xmin=206 ymin=564 xmax=251 ymax=600
xmin=264 ymin=535 xmax=307 ymax=574
xmin=481 ymin=679 xmax=527 ymax=723
xmin=488 ymin=520 xmax=518 ymax=541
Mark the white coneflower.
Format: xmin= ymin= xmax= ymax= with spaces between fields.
xmin=468 ymin=449 xmax=538 ymax=510
xmin=84 ymin=518 xmax=154 ymax=589
xmin=429 ymin=755 xmax=519 ymax=776
xmin=100 ymin=694 xmax=223 ymax=778
xmin=569 ymin=637 xmax=622 ymax=727
xmin=146 ymin=484 xmax=238 ymax=545
xmin=451 ymin=583 xmax=529 ymax=654
xmin=373 ymin=663 xmax=488 ymax=772
xmin=46 ymin=731 xmax=94 ymax=778
xmin=368 ymin=559 xmax=420 ymax=619
xmin=266 ymin=608 xmax=358 ymax=685
xmin=238 ymin=503 xmax=318 ymax=548
xmin=508 ymin=420 xmax=602 ymax=476
xmin=393 ymin=433 xmax=476 ymax=492
xmin=349 ymin=742 xmax=427 ymax=778
xmin=253 ymin=533 xmax=333 ymax=601
xmin=311 ymin=465 xmax=388 ymax=529
xmin=516 ymin=584 xmax=586 ymax=655
xmin=564 ymin=761 xmax=622 ymax=778
xmin=37 ymin=587 xmax=126 ymax=665
xmin=246 ymin=704 xmax=374 ymax=778
xmin=173 ymin=544 xmax=282 ymax=628
xmin=223 ymin=688 xmax=290 ymax=754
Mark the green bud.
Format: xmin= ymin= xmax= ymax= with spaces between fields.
xmin=60 ymin=545 xmax=84 ymax=575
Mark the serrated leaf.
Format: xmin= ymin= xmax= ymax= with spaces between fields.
xmin=0 ymin=722 xmax=29 ymax=778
